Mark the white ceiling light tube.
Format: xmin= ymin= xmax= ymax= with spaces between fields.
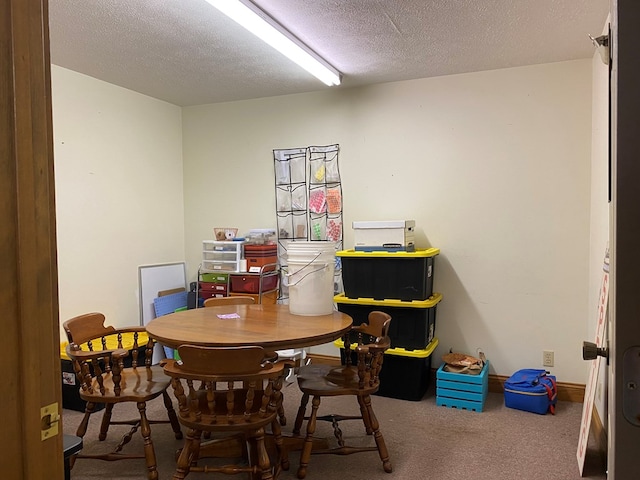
xmin=205 ymin=0 xmax=341 ymax=86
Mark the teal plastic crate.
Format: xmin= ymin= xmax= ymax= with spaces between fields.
xmin=436 ymin=360 xmax=489 ymax=412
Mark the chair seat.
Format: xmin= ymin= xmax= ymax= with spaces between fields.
xmin=296 ymin=364 xmax=380 ymax=396
xmin=79 ymin=365 xmax=171 ymax=403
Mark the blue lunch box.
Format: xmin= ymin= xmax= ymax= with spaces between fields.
xmin=504 ymin=369 xmax=557 ymax=415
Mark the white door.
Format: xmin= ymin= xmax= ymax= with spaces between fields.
xmin=608 ymin=1 xmax=640 ymax=477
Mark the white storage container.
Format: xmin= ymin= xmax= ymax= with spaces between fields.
xmin=353 ymin=220 xmax=415 ymax=251
xmin=201 ymin=240 xmax=244 ymax=272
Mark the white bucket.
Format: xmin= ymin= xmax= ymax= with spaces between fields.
xmin=286 ymin=241 xmax=336 ymax=316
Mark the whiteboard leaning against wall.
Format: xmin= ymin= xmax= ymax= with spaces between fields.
xmin=138 ymin=262 xmax=187 ymax=364
xmin=138 ymin=262 xmax=187 ymax=327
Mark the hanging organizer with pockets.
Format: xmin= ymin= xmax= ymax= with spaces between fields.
xmin=273 ymin=144 xmax=343 ymax=300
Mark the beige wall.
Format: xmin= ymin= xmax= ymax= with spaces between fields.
xmin=51 ymin=59 xmax=599 ymax=383
xmin=183 ymin=59 xmax=593 ymax=382
xmin=52 ymin=66 xmax=185 ymax=340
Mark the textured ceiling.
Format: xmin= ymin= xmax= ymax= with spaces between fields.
xmin=48 ymin=0 xmax=609 ymax=107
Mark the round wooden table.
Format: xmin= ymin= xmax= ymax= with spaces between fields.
xmin=146 ymin=303 xmax=353 ymax=350
xmin=147 ymin=303 xmax=351 ymax=472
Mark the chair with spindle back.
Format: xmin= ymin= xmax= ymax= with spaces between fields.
xmin=163 ymin=344 xmax=288 ymax=479
xmin=62 ymin=312 xmax=182 ymax=480
xmin=202 ymin=294 xmax=289 ymax=427
xmin=292 ymin=310 xmax=393 ymax=479
xmin=204 ymin=295 xmax=307 ymax=385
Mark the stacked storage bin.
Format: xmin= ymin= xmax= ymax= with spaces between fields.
xmin=198 ymin=239 xmax=280 ymax=304
xmin=243 ymin=244 xmax=278 ymax=273
xmin=335 ymin=248 xmax=441 ymax=401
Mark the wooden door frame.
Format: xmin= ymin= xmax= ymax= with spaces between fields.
xmin=1 ymin=1 xmax=633 ymax=479
xmin=608 ymin=0 xmax=640 ymax=478
xmin=1 ymin=0 xmax=63 ymax=478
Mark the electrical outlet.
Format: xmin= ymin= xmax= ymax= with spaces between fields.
xmin=543 ymin=350 xmax=554 ymax=367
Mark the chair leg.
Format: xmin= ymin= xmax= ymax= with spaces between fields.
xmin=293 ymin=393 xmax=310 ymax=435
xmin=99 ymin=403 xmax=114 ymax=440
xmin=272 ymin=374 xmax=287 ymax=427
xmin=137 ymin=401 xmax=159 ymax=480
xmin=190 ymin=429 xmax=203 ymax=466
xmin=277 ymin=402 xmax=287 ymax=427
xmin=75 ymin=402 xmax=97 ymax=439
xmin=70 ymin=402 xmax=97 ymax=469
xmin=361 ymin=395 xmax=392 ymax=473
xmin=173 ymin=429 xmax=199 ymax=480
xmin=357 ymin=395 xmax=373 ymax=434
xmin=253 ymin=427 xmax=274 ymax=480
xmin=162 ymin=391 xmax=183 ymax=439
xmin=270 ymin=416 xmax=286 ymax=475
xmin=296 ymin=395 xmax=321 ymax=479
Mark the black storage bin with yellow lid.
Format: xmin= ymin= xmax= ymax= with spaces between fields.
xmin=337 ymin=248 xmax=439 ymax=301
xmin=334 ymin=293 xmax=442 ymax=351
xmin=337 ymin=338 xmax=439 ymax=401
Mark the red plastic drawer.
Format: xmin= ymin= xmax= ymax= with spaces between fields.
xmin=230 ymin=274 xmax=278 ymax=294
xmin=199 ymin=282 xmax=228 ymax=294
xmin=199 ymin=290 xmax=225 ymax=299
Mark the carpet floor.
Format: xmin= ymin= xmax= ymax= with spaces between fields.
xmin=62 ymin=380 xmax=607 ymax=480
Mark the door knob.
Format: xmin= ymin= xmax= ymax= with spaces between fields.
xmin=583 ymin=341 xmax=609 ymax=362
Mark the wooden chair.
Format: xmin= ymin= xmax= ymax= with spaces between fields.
xmin=203 ymin=294 xmax=292 ymax=429
xmin=203 ymin=295 xmax=255 ymax=307
xmin=163 ymin=345 xmax=288 ymax=480
xmin=62 ymin=312 xmax=183 ymax=480
xmin=292 ymin=311 xmax=393 ymax=479
xmin=203 ymin=294 xmax=302 ymax=427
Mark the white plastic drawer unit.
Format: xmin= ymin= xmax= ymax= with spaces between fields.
xmin=201 ymin=261 xmax=239 ymax=272
xmin=203 ymin=240 xmax=244 ymax=253
xmin=202 ymin=250 xmax=239 ymax=262
xmin=201 ymin=240 xmax=244 ymax=272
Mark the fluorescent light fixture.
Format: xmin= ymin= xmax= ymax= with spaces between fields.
xmin=205 ymin=0 xmax=341 ymax=86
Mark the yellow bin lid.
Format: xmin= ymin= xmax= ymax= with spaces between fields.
xmin=336 ymin=247 xmax=440 ymax=258
xmin=334 ymin=337 xmax=439 ymax=358
xmin=334 ymin=292 xmax=442 ymax=308
xmin=61 ymin=332 xmax=149 ymax=361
